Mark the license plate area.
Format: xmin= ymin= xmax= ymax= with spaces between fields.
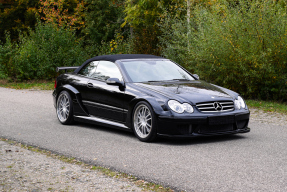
xmin=208 ymin=115 xmax=235 ymax=125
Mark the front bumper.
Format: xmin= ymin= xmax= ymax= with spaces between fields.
xmin=156 ymin=113 xmax=250 ymax=137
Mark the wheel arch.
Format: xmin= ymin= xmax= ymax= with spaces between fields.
xmin=125 ymin=96 xmax=165 ymax=128
xmin=56 ymin=85 xmax=77 ymax=101
xmin=56 ymin=84 xmax=89 ymax=116
xmin=56 ymin=89 xmax=75 ymax=124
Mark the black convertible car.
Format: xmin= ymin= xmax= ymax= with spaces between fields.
xmin=53 ymin=54 xmax=250 ymax=142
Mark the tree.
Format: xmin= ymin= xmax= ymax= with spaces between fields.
xmin=82 ymin=0 xmax=126 ymax=45
xmin=0 ymin=0 xmax=40 ymax=42
xmin=123 ymin=0 xmax=186 ymax=55
xmin=38 ymin=0 xmax=86 ymax=31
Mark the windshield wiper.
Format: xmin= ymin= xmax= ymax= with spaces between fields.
xmin=171 ymin=79 xmax=190 ymax=81
xmin=146 ymin=80 xmax=161 ymax=82
xmin=145 ymin=79 xmax=190 ymax=83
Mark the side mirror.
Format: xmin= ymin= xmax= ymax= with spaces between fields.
xmin=193 ymin=74 xmax=199 ymax=80
xmin=106 ymin=78 xmax=124 ymax=87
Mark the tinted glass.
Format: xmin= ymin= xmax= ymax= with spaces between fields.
xmin=93 ymin=61 xmax=122 ymax=81
xmin=78 ymin=61 xmax=122 ymax=81
xmin=121 ymin=60 xmax=195 ymax=82
xmin=78 ymin=61 xmax=99 ymax=77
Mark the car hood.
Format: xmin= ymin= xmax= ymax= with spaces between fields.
xmin=134 ymin=80 xmax=237 ymax=104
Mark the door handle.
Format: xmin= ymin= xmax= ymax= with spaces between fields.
xmin=87 ymin=83 xmax=93 ymax=88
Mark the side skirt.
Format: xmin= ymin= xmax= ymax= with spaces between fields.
xmin=74 ymin=115 xmax=132 ymax=132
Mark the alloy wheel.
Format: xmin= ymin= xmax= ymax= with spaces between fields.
xmin=133 ymin=104 xmax=152 ymax=139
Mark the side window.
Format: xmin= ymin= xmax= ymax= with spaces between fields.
xmin=78 ymin=61 xmax=99 ymax=77
xmin=93 ymin=61 xmax=122 ymax=81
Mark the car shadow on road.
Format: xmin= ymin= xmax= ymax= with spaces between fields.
xmin=74 ymin=122 xmax=136 ymax=137
xmin=155 ymin=134 xmax=248 ymax=145
xmin=73 ymin=122 xmax=248 ymax=145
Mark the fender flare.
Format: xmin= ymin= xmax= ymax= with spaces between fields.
xmin=63 ymin=84 xmax=80 ymax=94
xmin=62 ymin=85 xmax=90 ymax=116
xmin=125 ymin=96 xmax=169 ymax=128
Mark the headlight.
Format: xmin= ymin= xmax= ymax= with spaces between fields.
xmin=238 ymin=96 xmax=246 ymax=108
xmin=183 ymin=103 xmax=194 ymax=113
xmin=235 ymin=96 xmax=246 ymax=109
xmin=235 ymin=100 xmax=241 ymax=109
xmin=168 ymin=100 xmax=184 ymax=113
xmin=168 ymin=100 xmax=194 ymax=113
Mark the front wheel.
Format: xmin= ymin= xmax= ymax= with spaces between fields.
xmin=56 ymin=90 xmax=74 ymax=125
xmin=132 ymin=101 xmax=157 ymax=142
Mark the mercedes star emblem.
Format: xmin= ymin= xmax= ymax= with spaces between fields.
xmin=213 ymin=102 xmax=223 ymax=111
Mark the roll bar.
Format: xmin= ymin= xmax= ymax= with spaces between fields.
xmin=56 ymin=66 xmax=79 ymax=73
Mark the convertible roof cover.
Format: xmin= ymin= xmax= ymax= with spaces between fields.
xmin=75 ymin=54 xmax=164 ymax=73
xmin=91 ymin=54 xmax=163 ymax=62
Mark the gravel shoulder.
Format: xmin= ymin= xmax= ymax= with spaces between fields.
xmin=249 ymin=108 xmax=287 ymax=126
xmin=0 ymin=140 xmax=149 ymax=192
xmin=1 ymin=89 xmax=286 ymax=192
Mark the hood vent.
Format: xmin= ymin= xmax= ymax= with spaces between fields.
xmin=196 ymin=101 xmax=234 ymax=112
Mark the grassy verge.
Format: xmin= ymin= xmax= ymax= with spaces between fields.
xmin=0 ymin=138 xmax=174 ymax=192
xmin=1 ymin=80 xmax=286 ymax=114
xmin=246 ymin=100 xmax=287 ymax=114
xmin=0 ymin=80 xmax=54 ymax=90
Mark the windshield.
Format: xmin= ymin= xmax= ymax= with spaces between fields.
xmin=121 ymin=60 xmax=195 ymax=82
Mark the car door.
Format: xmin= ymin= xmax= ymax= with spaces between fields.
xmin=80 ymin=60 xmax=126 ymax=122
xmin=72 ymin=60 xmax=99 ymax=103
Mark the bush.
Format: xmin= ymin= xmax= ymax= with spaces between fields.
xmin=0 ymin=22 xmax=134 ymax=81
xmin=85 ymin=34 xmax=134 ymax=57
xmin=8 ymin=23 xmax=88 ymax=80
xmin=160 ymin=0 xmax=287 ymax=101
xmin=159 ymin=15 xmax=196 ymax=72
xmin=0 ymin=33 xmax=17 ymax=80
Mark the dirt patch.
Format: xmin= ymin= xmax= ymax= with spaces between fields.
xmin=249 ymin=108 xmax=287 ymax=126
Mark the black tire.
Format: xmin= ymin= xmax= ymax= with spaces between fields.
xmin=56 ymin=90 xmax=74 ymax=125
xmin=132 ymin=101 xmax=157 ymax=142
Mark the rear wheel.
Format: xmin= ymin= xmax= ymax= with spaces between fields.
xmin=56 ymin=91 xmax=74 ymax=125
xmin=132 ymin=101 xmax=157 ymax=142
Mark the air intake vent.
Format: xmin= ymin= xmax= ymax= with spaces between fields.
xmin=196 ymin=101 xmax=234 ymax=112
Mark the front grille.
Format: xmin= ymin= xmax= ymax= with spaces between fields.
xmin=196 ymin=101 xmax=234 ymax=112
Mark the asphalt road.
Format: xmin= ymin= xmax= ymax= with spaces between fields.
xmin=0 ymin=87 xmax=286 ymax=192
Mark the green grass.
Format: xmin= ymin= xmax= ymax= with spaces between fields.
xmin=0 ymin=80 xmax=54 ymax=90
xmin=246 ymin=100 xmax=287 ymax=114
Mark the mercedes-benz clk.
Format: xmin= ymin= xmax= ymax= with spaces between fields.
xmin=53 ymin=54 xmax=250 ymax=142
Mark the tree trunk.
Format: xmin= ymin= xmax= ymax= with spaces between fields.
xmin=187 ymin=0 xmax=191 ymax=51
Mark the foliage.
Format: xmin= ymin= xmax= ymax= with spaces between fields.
xmin=0 ymin=0 xmax=85 ymax=43
xmin=0 ymin=0 xmax=40 ymax=42
xmin=8 ymin=23 xmax=88 ymax=80
xmin=0 ymin=80 xmax=54 ymax=90
xmin=83 ymin=0 xmax=126 ymax=45
xmin=160 ymin=0 xmax=287 ymax=101
xmin=38 ymin=0 xmax=86 ymax=30
xmin=123 ymin=0 xmax=159 ymax=28
xmin=0 ymin=33 xmax=18 ymax=80
xmin=1 ymin=0 xmax=287 ymax=102
xmin=0 ymin=70 xmax=6 ymax=79
xmin=85 ymin=34 xmax=134 ymax=57
xmin=123 ymin=0 xmax=186 ymax=55
xmin=159 ymin=16 xmax=193 ymax=71
xmin=246 ymin=100 xmax=287 ymax=114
